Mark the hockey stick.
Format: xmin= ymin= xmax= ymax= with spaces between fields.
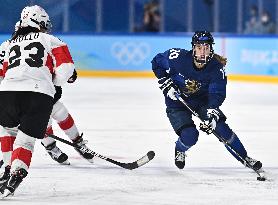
xmin=174 ymin=92 xmax=266 ymax=181
xmin=48 ymin=134 xmax=155 ymax=170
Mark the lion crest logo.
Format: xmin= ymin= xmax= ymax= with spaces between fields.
xmin=183 ymin=79 xmax=201 ymax=94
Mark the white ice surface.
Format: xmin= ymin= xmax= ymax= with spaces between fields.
xmin=1 ymin=78 xmax=278 ymax=204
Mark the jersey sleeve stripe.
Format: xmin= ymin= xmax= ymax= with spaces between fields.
xmin=52 ymin=45 xmax=74 ymax=68
xmin=2 ymin=61 xmax=8 ymax=77
xmin=45 ymin=53 xmax=54 ymax=74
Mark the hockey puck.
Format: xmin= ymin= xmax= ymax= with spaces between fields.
xmin=147 ymin=151 xmax=155 ymax=160
xmin=257 ymin=176 xmax=266 ymax=181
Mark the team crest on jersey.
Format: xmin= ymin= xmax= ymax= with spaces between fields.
xmin=183 ymin=79 xmax=201 ymax=94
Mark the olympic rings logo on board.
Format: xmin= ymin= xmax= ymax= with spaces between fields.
xmin=111 ymin=42 xmax=151 ymax=65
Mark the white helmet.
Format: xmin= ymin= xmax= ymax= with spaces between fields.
xmin=20 ymin=5 xmax=52 ymax=31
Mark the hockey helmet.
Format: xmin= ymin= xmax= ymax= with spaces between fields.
xmin=20 ymin=5 xmax=52 ymax=31
xmin=191 ymin=31 xmax=214 ymax=66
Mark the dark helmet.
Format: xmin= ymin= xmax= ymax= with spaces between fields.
xmin=191 ymin=31 xmax=214 ymax=65
xmin=191 ymin=31 xmax=214 ymax=46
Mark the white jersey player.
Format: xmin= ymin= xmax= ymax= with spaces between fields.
xmin=0 ymin=5 xmax=75 ymax=197
xmin=0 ymin=22 xmax=94 ymax=167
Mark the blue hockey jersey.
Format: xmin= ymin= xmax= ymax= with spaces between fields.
xmin=151 ymin=48 xmax=227 ymax=109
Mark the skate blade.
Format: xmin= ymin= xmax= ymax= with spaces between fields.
xmin=257 ymin=168 xmax=273 ymax=181
xmin=75 ymin=151 xmax=94 ymax=164
xmin=86 ymin=158 xmax=94 ymax=164
xmin=257 ymin=168 xmax=265 ymax=173
xmin=60 ymin=160 xmax=70 ymax=165
xmin=1 ymin=189 xmax=14 ymax=199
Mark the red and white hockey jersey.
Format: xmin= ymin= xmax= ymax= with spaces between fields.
xmin=0 ymin=32 xmax=75 ymax=97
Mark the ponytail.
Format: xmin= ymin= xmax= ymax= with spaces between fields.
xmin=11 ymin=26 xmax=40 ymax=41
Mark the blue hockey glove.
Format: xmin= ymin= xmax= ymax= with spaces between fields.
xmin=200 ymin=109 xmax=220 ymax=134
xmin=158 ymin=77 xmax=179 ymax=101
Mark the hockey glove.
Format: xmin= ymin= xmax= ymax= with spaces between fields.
xmin=158 ymin=77 xmax=179 ymax=101
xmin=200 ymin=109 xmax=220 ymax=134
xmin=68 ymin=69 xmax=77 ymax=83
xmin=53 ymin=86 xmax=62 ymax=104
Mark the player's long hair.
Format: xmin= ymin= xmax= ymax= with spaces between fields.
xmin=11 ymin=26 xmax=40 ymax=41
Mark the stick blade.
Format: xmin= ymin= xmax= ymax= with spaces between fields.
xmin=122 ymin=151 xmax=155 ymax=170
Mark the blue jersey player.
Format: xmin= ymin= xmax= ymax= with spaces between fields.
xmin=151 ymin=31 xmax=262 ymax=171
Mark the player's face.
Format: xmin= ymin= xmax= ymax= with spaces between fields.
xmin=194 ymin=43 xmax=211 ymax=62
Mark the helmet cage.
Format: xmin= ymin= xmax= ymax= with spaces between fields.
xmin=192 ymin=43 xmax=214 ymax=65
xmin=30 ymin=18 xmax=52 ymax=32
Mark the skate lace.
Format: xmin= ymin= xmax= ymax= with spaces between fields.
xmin=78 ymin=140 xmax=88 ymax=146
xmin=76 ymin=140 xmax=92 ymax=154
xmin=48 ymin=146 xmax=63 ymax=159
xmin=245 ymin=157 xmax=257 ymax=166
xmin=77 ymin=140 xmax=88 ymax=149
xmin=0 ymin=171 xmax=6 ymax=178
xmin=0 ymin=166 xmax=10 ymax=176
xmin=175 ymin=151 xmax=186 ymax=162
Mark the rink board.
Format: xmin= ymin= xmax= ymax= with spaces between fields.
xmin=1 ymin=34 xmax=278 ymax=82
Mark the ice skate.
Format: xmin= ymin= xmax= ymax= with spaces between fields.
xmin=73 ymin=134 xmax=94 ymax=163
xmin=0 ymin=166 xmax=11 ymax=194
xmin=175 ymin=148 xmax=186 ymax=169
xmin=245 ymin=156 xmax=262 ymax=171
xmin=43 ymin=141 xmax=70 ymax=165
xmin=1 ymin=168 xmax=28 ymax=198
xmin=0 ymin=166 xmax=10 ymax=184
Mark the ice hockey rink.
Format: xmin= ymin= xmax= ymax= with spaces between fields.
xmin=1 ymin=77 xmax=278 ymax=204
